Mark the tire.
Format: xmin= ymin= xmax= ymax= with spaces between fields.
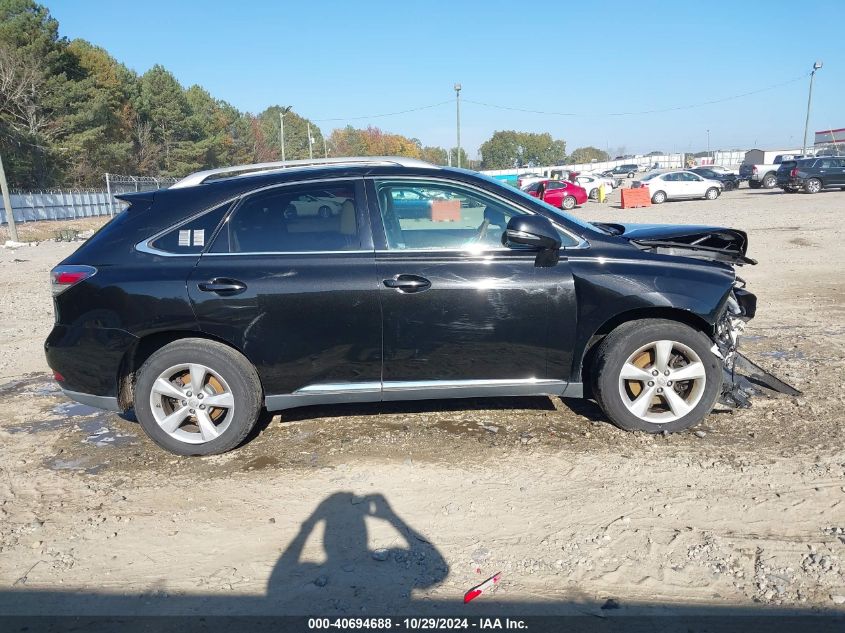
xmin=627 ymin=172 xmax=635 ymax=178
xmin=134 ymin=338 xmax=263 ymax=456
xmin=651 ymin=190 xmax=667 ymax=204
xmin=723 ymin=180 xmax=735 ymax=192
xmin=705 ymin=187 xmax=720 ymax=200
xmin=561 ymin=195 xmax=577 ymax=210
xmin=284 ymin=205 xmax=298 ymax=219
xmin=762 ymin=173 xmax=777 ymax=188
xmin=318 ymin=205 xmax=332 ymax=218
xmin=748 ymin=180 xmax=761 ymax=189
xmin=589 ymin=188 xmax=598 ymax=200
xmin=592 ymin=319 xmax=722 ymax=434
xmin=804 ymin=178 xmax=822 ymax=194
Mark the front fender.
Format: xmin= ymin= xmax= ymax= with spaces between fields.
xmin=568 ymin=256 xmax=734 ymax=381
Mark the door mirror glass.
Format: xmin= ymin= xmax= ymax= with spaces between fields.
xmin=504 ymin=215 xmax=561 ymax=250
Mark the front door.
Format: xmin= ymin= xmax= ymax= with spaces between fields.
xmin=188 ymin=178 xmax=382 ymax=406
xmin=367 ymin=177 xmax=579 ymax=400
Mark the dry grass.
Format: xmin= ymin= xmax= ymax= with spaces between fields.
xmin=1 ymin=216 xmax=111 ymax=243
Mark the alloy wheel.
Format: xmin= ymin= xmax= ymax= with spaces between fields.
xmin=617 ymin=340 xmax=706 ymax=423
xmin=149 ymin=363 xmax=235 ymax=444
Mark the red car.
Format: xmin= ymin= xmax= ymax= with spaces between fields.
xmin=523 ymin=179 xmax=588 ymax=210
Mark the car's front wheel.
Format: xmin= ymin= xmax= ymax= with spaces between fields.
xmin=723 ymin=180 xmax=735 ymax=191
xmin=134 ymin=338 xmax=263 ymax=455
xmin=589 ymin=188 xmax=598 ymax=200
xmin=651 ymin=190 xmax=667 ymax=204
xmin=592 ymin=319 xmax=722 ymax=433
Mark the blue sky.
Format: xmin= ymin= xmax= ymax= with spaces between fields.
xmin=49 ymin=0 xmax=844 ymax=158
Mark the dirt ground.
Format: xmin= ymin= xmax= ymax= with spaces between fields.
xmin=0 ymin=186 xmax=843 ymax=617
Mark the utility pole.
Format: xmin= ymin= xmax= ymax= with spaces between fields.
xmin=706 ymin=129 xmax=710 ymax=160
xmin=0 ymin=152 xmax=18 ymax=242
xmin=802 ymin=61 xmax=823 ymax=156
xmin=323 ymin=135 xmax=328 ymax=159
xmin=307 ymin=123 xmax=314 ymax=160
xmin=279 ymin=106 xmax=292 ymax=162
xmin=454 ymin=83 xmax=462 ymax=168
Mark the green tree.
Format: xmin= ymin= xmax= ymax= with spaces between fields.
xmin=568 ymin=146 xmax=609 ymax=164
xmin=479 ymin=131 xmax=566 ymax=170
xmin=136 ymin=64 xmax=191 ymax=175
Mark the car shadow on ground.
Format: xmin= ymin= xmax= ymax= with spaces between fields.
xmin=2 ymin=491 xmax=843 ymax=632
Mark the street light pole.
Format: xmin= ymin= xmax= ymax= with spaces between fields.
xmin=0 ymin=152 xmax=18 ymax=242
xmin=802 ymin=61 xmax=823 ymax=156
xmin=454 ymin=83 xmax=462 ymax=169
xmin=279 ymin=106 xmax=292 ymax=162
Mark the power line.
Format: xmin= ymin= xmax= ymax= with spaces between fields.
xmin=463 ymin=73 xmax=810 ymax=117
xmin=312 ymin=100 xmax=452 ymax=122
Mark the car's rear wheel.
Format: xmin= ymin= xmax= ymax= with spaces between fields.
xmin=705 ymin=187 xmax=720 ymax=200
xmin=134 ymin=338 xmax=263 ymax=455
xmin=804 ymin=178 xmax=822 ymax=194
xmin=592 ymin=319 xmax=722 ymax=433
xmin=651 ymin=190 xmax=667 ymax=204
xmin=762 ymin=173 xmax=777 ymax=188
xmin=589 ymin=188 xmax=598 ymax=200
xmin=723 ymin=180 xmax=735 ymax=191
xmin=561 ymin=195 xmax=577 ymax=210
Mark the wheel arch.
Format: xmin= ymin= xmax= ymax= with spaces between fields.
xmin=117 ymin=330 xmax=262 ymax=410
xmin=575 ymin=307 xmax=714 ymax=397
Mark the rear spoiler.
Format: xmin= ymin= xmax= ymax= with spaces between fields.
xmin=115 ymin=191 xmax=157 ymax=204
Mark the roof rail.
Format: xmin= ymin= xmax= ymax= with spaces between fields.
xmin=170 ymin=156 xmax=437 ymax=189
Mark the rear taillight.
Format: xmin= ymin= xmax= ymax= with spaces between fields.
xmin=752 ymin=166 xmax=758 ymax=174
xmin=790 ymin=168 xmax=798 ymax=177
xmin=50 ymin=265 xmax=96 ymax=296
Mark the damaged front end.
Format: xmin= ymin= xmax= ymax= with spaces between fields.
xmin=712 ymin=280 xmax=801 ymax=408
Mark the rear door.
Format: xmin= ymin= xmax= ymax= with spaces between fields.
xmin=187 ymin=178 xmax=383 ymax=405
xmin=366 ymin=177 xmax=580 ymax=399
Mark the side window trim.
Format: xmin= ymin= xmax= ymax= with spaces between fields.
xmin=364 ymin=176 xmax=587 ymax=253
xmin=207 ymin=177 xmax=374 ymax=256
xmin=136 ymin=198 xmax=237 ymax=257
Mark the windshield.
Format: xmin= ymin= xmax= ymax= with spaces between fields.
xmin=472 ymin=171 xmax=605 ymax=234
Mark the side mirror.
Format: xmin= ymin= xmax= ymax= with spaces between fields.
xmin=504 ymin=215 xmax=561 ymax=250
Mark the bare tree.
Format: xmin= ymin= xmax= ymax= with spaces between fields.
xmin=0 ymin=44 xmax=52 ymax=138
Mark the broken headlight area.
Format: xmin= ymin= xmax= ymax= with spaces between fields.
xmin=713 ymin=285 xmax=800 ymax=408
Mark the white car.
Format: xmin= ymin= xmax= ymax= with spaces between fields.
xmin=575 ymin=174 xmax=616 ymax=199
xmin=516 ymin=173 xmax=545 ymax=189
xmin=633 ymin=170 xmax=722 ymax=204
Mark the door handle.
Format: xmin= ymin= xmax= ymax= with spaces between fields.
xmin=197 ymin=278 xmax=247 ymax=295
xmin=383 ymin=274 xmax=431 ymax=293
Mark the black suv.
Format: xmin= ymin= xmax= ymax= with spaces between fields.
xmin=46 ymin=157 xmax=783 ymax=455
xmin=605 ymin=164 xmax=639 ymax=178
xmin=777 ymin=157 xmax=845 ymax=193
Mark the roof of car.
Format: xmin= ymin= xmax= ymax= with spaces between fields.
xmin=171 ymin=156 xmax=440 ymax=189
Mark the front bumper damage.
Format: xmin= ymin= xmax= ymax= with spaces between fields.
xmin=713 ymin=283 xmax=801 ymax=408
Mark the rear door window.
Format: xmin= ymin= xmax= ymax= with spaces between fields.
xmin=218 ymin=181 xmax=364 ymax=253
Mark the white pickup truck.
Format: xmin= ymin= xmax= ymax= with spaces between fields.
xmin=739 ymin=149 xmax=808 ymax=189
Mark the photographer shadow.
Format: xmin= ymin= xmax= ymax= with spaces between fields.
xmin=266 ymin=492 xmax=448 ymax=612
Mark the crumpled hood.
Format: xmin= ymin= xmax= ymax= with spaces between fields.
xmin=593 ymin=222 xmax=756 ymax=265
